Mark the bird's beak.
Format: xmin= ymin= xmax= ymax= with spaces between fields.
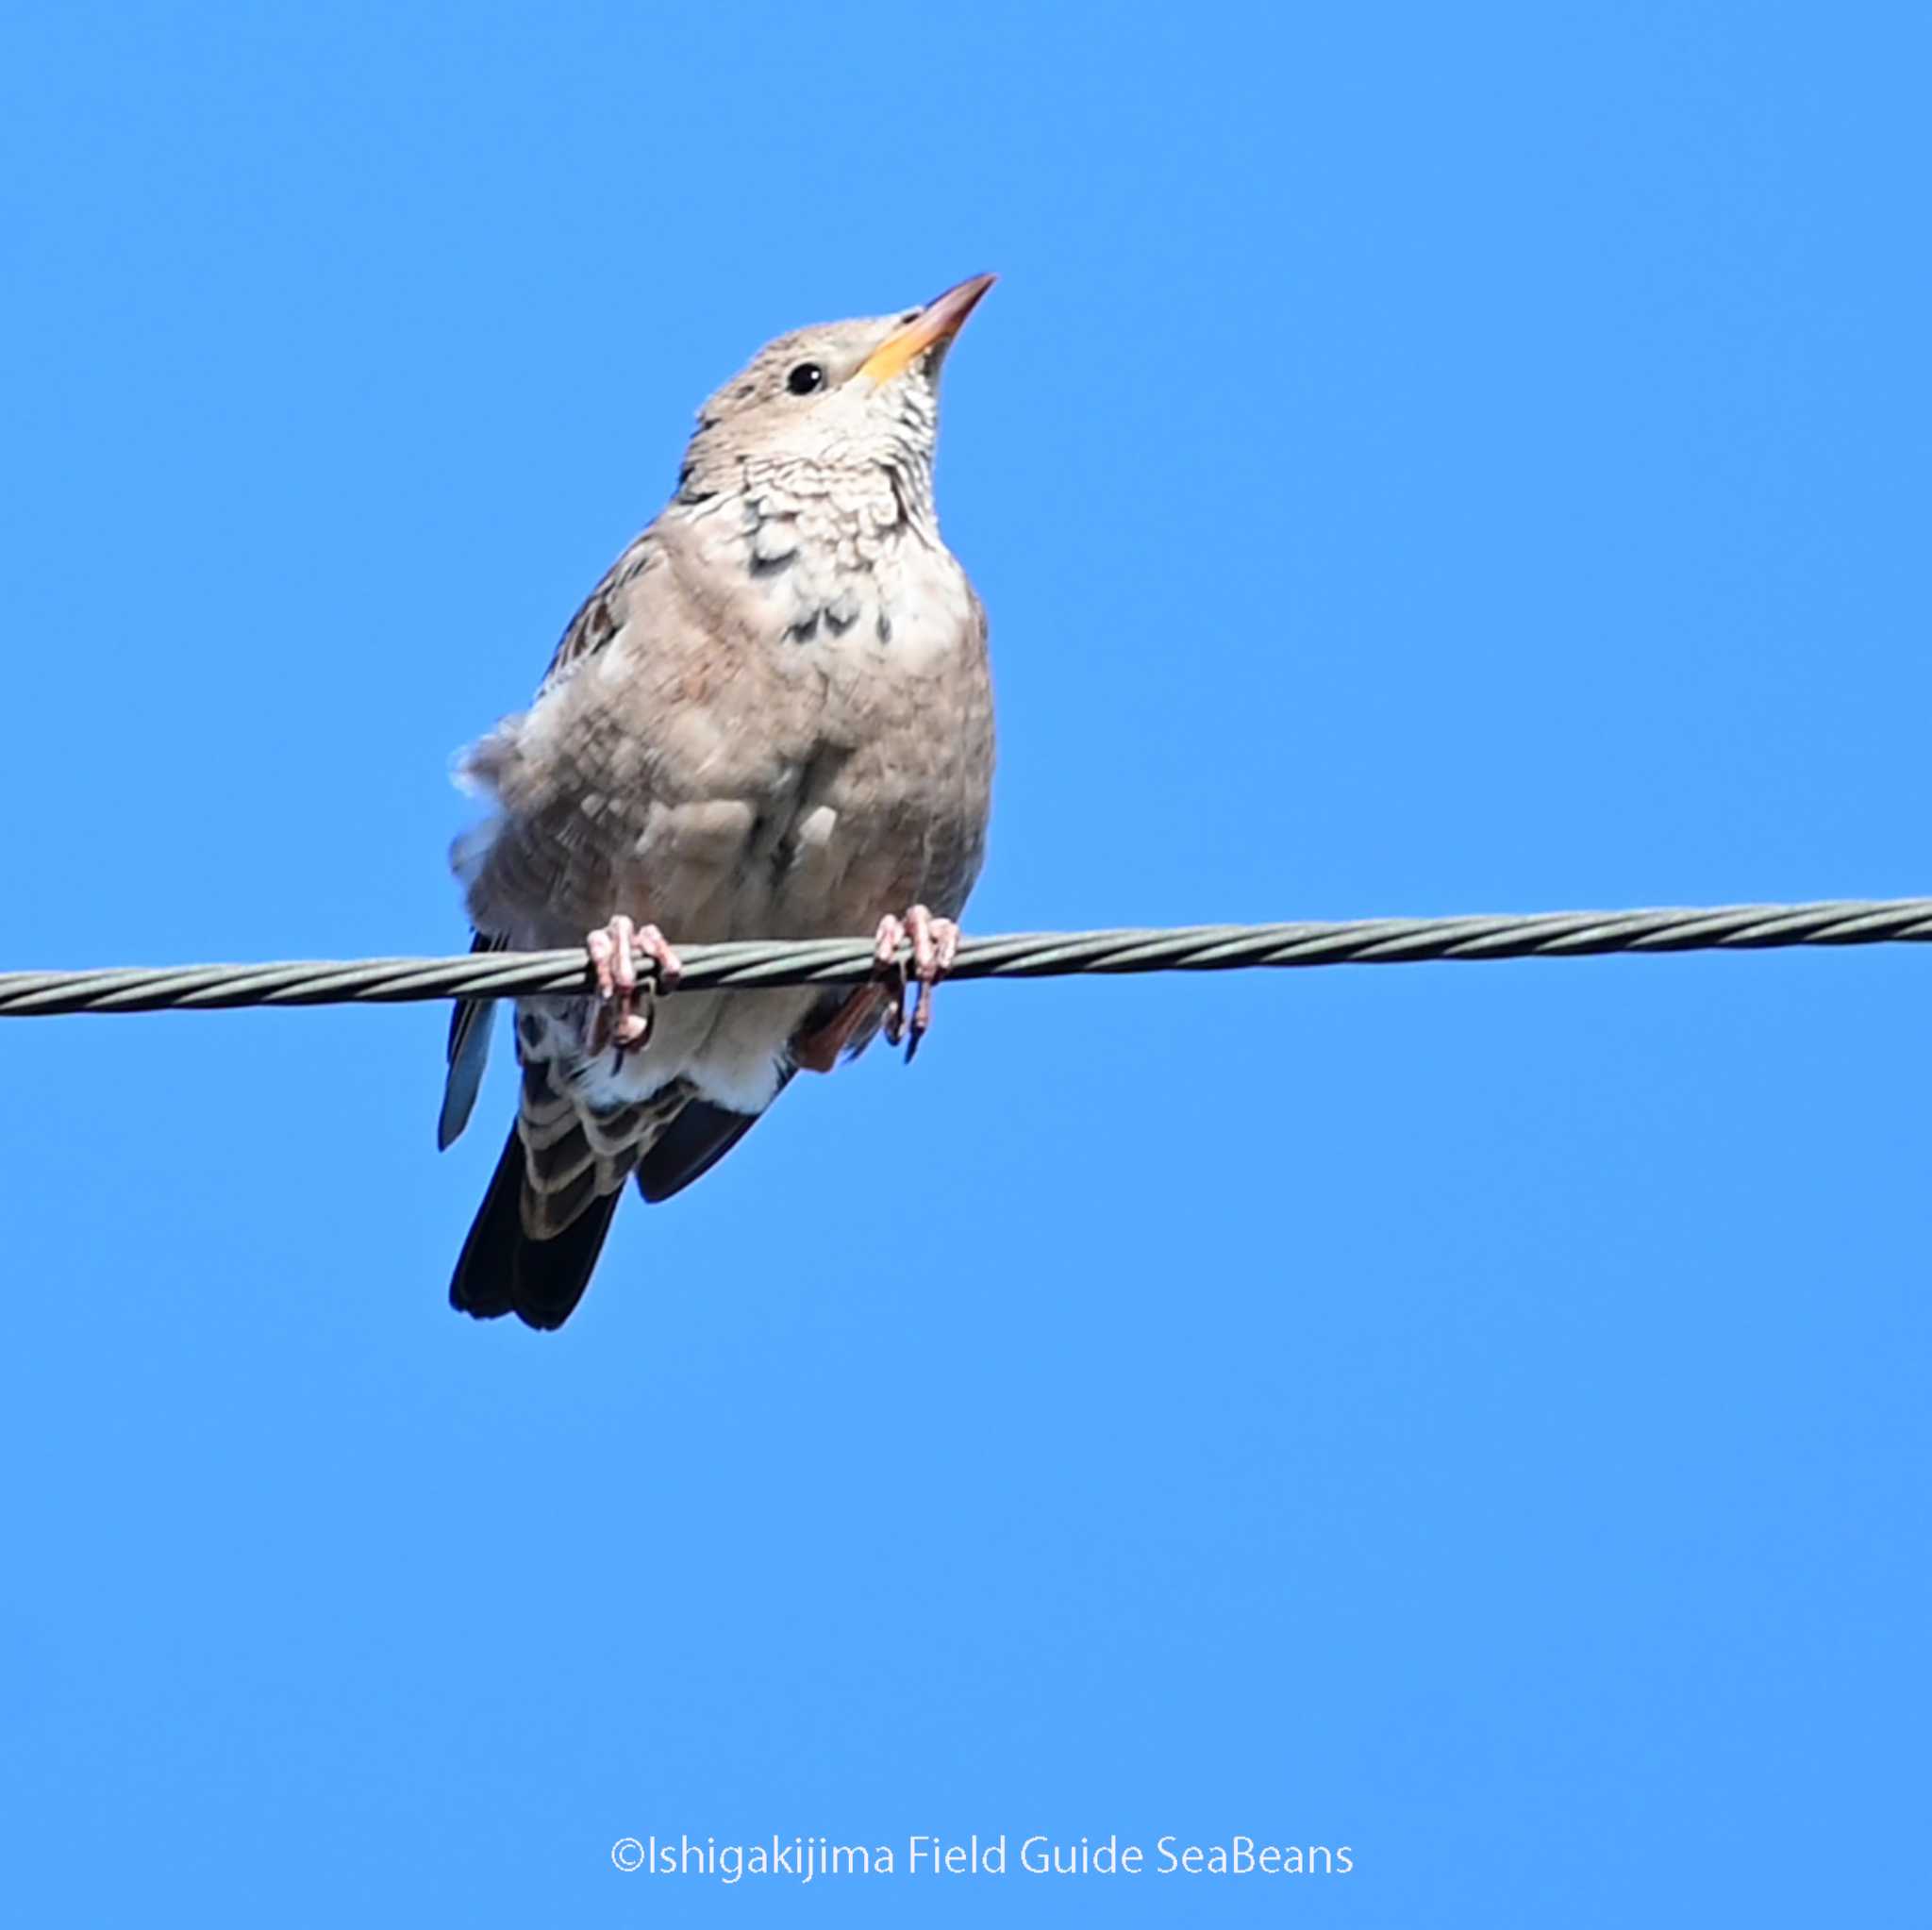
xmin=855 ymin=274 xmax=996 ymax=386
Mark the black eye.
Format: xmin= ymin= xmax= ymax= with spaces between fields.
xmin=787 ymin=362 xmax=825 ymax=395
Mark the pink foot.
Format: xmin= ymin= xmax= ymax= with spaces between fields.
xmin=585 ymin=915 xmax=683 ymax=1059
xmin=875 ymin=905 xmax=960 ymax=1063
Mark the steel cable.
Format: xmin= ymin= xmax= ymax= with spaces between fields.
xmin=2 ymin=896 xmax=1929 ymax=1019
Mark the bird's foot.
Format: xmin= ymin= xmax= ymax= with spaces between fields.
xmin=788 ymin=907 xmax=961 ymax=1073
xmin=876 ymin=905 xmax=960 ymax=1063
xmin=585 ymin=916 xmax=683 ymax=1062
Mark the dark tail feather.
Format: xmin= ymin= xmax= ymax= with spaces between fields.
xmin=449 ymin=1124 xmax=621 ymax=1331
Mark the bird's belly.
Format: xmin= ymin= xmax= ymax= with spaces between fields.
xmin=628 ymin=734 xmax=974 ymax=949
xmin=622 ymin=792 xmax=913 ymax=938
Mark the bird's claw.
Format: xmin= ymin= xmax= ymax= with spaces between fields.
xmin=585 ymin=915 xmax=683 ymax=1065
xmin=874 ymin=905 xmax=959 ymax=1063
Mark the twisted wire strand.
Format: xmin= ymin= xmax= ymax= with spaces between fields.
xmin=0 ymin=897 xmax=1928 ymax=1019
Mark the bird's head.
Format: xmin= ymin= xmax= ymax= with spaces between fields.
xmin=676 ymin=274 xmax=994 ymax=508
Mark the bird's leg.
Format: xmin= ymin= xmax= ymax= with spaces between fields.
xmin=584 ymin=915 xmax=683 ymax=1061
xmin=791 ymin=906 xmax=962 ymax=1072
xmin=877 ymin=905 xmax=960 ymax=1063
xmin=791 ymin=986 xmax=887 ymax=1074
xmin=790 ymin=918 xmax=920 ymax=1069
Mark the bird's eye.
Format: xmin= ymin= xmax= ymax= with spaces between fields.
xmin=786 ymin=362 xmax=825 ymax=395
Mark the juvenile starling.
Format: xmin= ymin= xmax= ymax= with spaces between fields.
xmin=441 ymin=275 xmax=997 ymax=1329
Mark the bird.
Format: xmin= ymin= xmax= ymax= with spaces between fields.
xmin=439 ymin=275 xmax=997 ymax=1331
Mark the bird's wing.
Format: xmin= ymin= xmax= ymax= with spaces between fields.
xmin=634 ymin=1069 xmax=796 ymax=1203
xmin=437 ymin=931 xmax=507 ymax=1150
xmin=532 ymin=528 xmax=657 ymax=702
xmin=439 ymin=525 xmax=667 ymax=1149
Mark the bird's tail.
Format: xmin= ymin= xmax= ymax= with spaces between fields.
xmin=448 ymin=1123 xmax=621 ymax=1331
xmin=447 ymin=1060 xmax=695 ymax=1330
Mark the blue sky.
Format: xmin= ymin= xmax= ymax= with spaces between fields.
xmin=2 ymin=2 xmax=1927 ymax=1922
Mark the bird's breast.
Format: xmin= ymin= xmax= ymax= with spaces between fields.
xmin=624 ymin=527 xmax=984 ymax=941
xmin=471 ymin=506 xmax=990 ymax=949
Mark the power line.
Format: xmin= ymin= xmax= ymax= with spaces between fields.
xmin=0 ymin=896 xmax=1928 ymax=1019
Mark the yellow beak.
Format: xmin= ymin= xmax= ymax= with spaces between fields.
xmin=855 ymin=273 xmax=996 ymax=386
